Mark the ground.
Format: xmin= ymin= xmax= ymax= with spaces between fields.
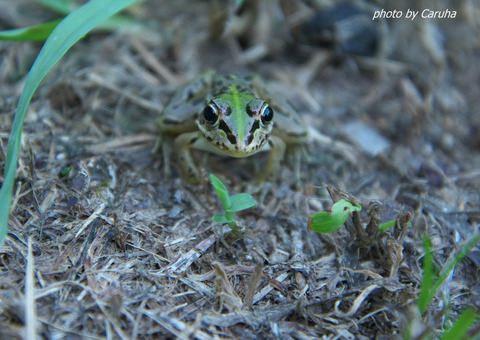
xmin=1 ymin=0 xmax=479 ymax=339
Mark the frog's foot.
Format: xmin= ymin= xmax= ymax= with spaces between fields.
xmin=174 ymin=131 xmax=202 ymax=185
xmin=153 ymin=135 xmax=173 ymax=180
xmin=258 ymin=138 xmax=304 ymax=189
xmin=287 ymin=144 xmax=304 ymax=189
xmin=246 ymin=180 xmax=272 ymax=198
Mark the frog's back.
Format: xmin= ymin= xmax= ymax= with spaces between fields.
xmin=158 ymin=71 xmax=215 ymax=133
xmin=210 ymin=74 xmax=257 ymax=98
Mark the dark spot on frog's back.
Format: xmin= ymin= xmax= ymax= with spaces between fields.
xmin=185 ymin=88 xmax=195 ymax=100
xmin=214 ymin=78 xmax=227 ymax=90
xmin=235 ymin=83 xmax=251 ymax=93
xmin=164 ymin=117 xmax=183 ymax=125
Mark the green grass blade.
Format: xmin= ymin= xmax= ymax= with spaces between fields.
xmin=418 ymin=237 xmax=434 ymax=314
xmin=440 ymin=308 xmax=478 ymax=340
xmin=0 ymin=0 xmax=141 ymax=246
xmin=433 ymin=234 xmax=480 ymax=295
xmin=0 ymin=19 xmax=62 ymax=41
xmin=417 ymin=234 xmax=480 ymax=315
xmin=33 ymin=0 xmax=142 ymax=34
xmin=95 ymin=14 xmax=140 ymax=31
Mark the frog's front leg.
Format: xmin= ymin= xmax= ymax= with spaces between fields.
xmin=288 ymin=144 xmax=303 ymax=188
xmin=262 ymin=135 xmax=286 ymax=182
xmin=174 ymin=131 xmax=203 ymax=184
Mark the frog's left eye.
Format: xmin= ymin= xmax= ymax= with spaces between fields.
xmin=260 ymin=104 xmax=274 ymax=124
xmin=202 ymin=104 xmax=219 ymax=125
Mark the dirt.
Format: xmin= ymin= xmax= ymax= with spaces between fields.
xmin=1 ymin=0 xmax=479 ymax=339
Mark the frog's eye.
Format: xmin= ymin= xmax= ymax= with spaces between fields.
xmin=202 ymin=104 xmax=219 ymax=125
xmin=260 ymin=104 xmax=274 ymax=124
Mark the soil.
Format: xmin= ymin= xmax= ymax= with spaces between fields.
xmin=1 ymin=0 xmax=479 ymax=339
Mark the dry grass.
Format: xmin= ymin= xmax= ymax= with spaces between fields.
xmin=1 ymin=0 xmax=479 ymax=338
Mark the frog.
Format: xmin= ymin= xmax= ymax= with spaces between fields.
xmin=156 ymin=70 xmax=308 ymax=185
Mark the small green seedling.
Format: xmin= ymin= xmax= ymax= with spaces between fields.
xmin=378 ymin=219 xmax=396 ymax=232
xmin=309 ymin=199 xmax=362 ymax=233
xmin=210 ymin=174 xmax=256 ymax=234
xmin=59 ymin=165 xmax=72 ymax=178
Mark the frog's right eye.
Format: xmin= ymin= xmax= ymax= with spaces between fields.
xmin=260 ymin=104 xmax=274 ymax=124
xmin=202 ymin=104 xmax=218 ymax=124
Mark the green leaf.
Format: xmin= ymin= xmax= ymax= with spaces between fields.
xmin=34 ymin=0 xmax=142 ymax=34
xmin=228 ymin=193 xmax=256 ymax=212
xmin=95 ymin=14 xmax=140 ymax=31
xmin=210 ymin=174 xmax=231 ymax=211
xmin=0 ymin=0 xmax=142 ymax=247
xmin=0 ymin=19 xmax=62 ymax=42
xmin=212 ymin=213 xmax=234 ymax=224
xmin=309 ymin=200 xmax=362 ymax=233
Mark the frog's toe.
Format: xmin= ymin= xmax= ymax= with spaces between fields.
xmin=246 ymin=180 xmax=271 ymax=198
xmin=181 ymin=167 xmax=201 ymax=185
